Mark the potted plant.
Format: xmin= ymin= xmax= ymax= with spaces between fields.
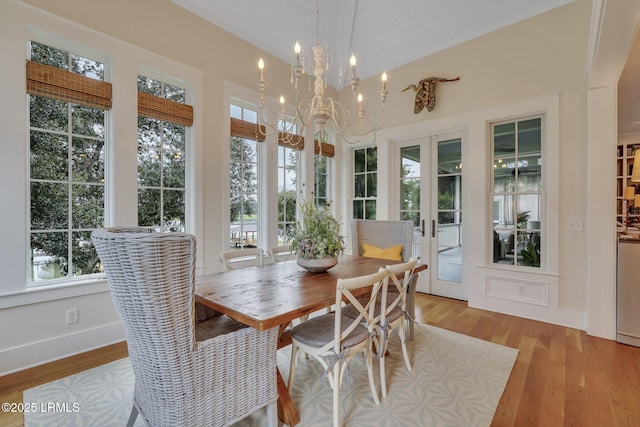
xmin=290 ymin=200 xmax=344 ymax=272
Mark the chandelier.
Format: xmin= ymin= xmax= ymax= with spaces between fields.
xmin=256 ymin=0 xmax=388 ymax=146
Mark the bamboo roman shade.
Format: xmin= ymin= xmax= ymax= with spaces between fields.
xmin=229 ymin=117 xmax=305 ymax=150
xmin=315 ymin=140 xmax=335 ymax=157
xmin=277 ymin=132 xmax=305 ymax=151
xmin=229 ymin=117 xmax=333 ymax=157
xmin=230 ymin=117 xmax=266 ymax=142
xmin=138 ymin=91 xmax=193 ymax=126
xmin=26 ymin=60 xmax=112 ymax=110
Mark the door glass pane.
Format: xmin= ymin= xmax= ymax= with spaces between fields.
xmin=400 ymin=145 xmax=421 ymax=260
xmin=437 ymin=138 xmax=462 ymax=283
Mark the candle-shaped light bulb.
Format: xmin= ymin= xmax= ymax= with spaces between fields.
xmin=357 ymin=93 xmax=363 ymax=104
xmin=350 ymin=55 xmax=357 ymax=77
xmin=381 ymin=71 xmax=387 ymax=91
xmin=258 ymin=57 xmax=264 ymax=80
xmin=294 ymin=42 xmax=301 ymax=64
xmin=280 ymin=95 xmax=285 ymax=112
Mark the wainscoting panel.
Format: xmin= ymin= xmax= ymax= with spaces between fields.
xmin=484 ymin=275 xmax=549 ymax=306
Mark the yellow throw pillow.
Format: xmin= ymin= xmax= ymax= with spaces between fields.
xmin=362 ymin=243 xmax=403 ymax=261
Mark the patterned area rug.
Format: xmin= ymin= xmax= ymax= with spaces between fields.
xmin=24 ymin=324 xmax=517 ymax=427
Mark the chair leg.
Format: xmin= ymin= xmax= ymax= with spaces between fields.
xmin=266 ymin=401 xmax=278 ymax=427
xmin=379 ymin=350 xmax=388 ymax=399
xmin=126 ymin=405 xmax=138 ymax=427
xmin=332 ymin=361 xmax=341 ymax=427
xmin=366 ymin=347 xmax=380 ymax=405
xmin=288 ymin=343 xmax=298 ymax=391
xmin=408 ymin=317 xmax=415 ymax=341
xmin=400 ymin=325 xmax=412 ymax=372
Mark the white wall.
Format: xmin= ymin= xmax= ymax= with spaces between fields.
xmin=0 ymin=0 xmax=636 ymax=374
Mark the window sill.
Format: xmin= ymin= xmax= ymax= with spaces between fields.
xmin=478 ymin=263 xmax=559 ymax=277
xmin=0 ymin=278 xmax=109 ymax=309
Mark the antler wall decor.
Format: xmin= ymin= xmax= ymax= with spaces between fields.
xmin=401 ymin=76 xmax=460 ymax=113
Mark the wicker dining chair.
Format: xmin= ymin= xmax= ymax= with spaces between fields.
xmin=217 ymin=247 xmax=264 ymax=271
xmin=92 ymin=228 xmax=278 ymax=427
xmin=351 ymin=219 xmax=414 ymax=262
xmin=288 ymin=269 xmax=388 ymax=427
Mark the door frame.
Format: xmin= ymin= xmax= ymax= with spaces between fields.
xmin=391 ymin=131 xmax=468 ymax=300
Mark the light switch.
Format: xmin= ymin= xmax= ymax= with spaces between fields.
xmin=568 ymin=218 xmax=583 ymax=232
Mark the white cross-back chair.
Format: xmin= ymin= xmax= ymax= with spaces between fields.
xmin=351 ymin=219 xmax=418 ymax=339
xmin=267 ymin=244 xmax=294 ymax=263
xmin=341 ymin=259 xmax=418 ymax=398
xmin=217 ymin=247 xmax=263 ymax=271
xmin=377 ymin=259 xmax=418 ymax=397
xmin=287 ymin=269 xmax=388 ymax=427
xmin=92 ymin=228 xmax=278 ymax=427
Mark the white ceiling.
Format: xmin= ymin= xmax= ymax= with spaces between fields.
xmin=172 ymin=0 xmax=574 ymax=88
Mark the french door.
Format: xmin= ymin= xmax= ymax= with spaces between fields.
xmin=397 ymin=131 xmax=466 ymax=300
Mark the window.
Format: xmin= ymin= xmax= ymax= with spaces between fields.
xmin=28 ymin=41 xmax=107 ymax=283
xmin=491 ymin=117 xmax=543 ymax=268
xmin=137 ymin=75 xmax=188 ymax=231
xmin=353 ymin=146 xmax=377 ymax=219
xmin=229 ymin=102 xmax=259 ymax=249
xmin=276 ymin=117 xmax=300 ymax=244
xmin=314 ymin=154 xmax=329 ymax=207
xmin=278 ymin=145 xmax=298 ymax=244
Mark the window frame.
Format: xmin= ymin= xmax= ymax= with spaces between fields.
xmin=277 ymin=144 xmax=299 ymax=244
xmin=228 ymin=99 xmax=262 ymax=250
xmin=352 ymin=146 xmax=378 ymax=220
xmin=27 ymin=39 xmax=110 ymax=286
xmin=136 ymin=73 xmax=191 ymax=232
xmin=314 ymin=153 xmax=330 ymax=208
xmin=490 ymin=115 xmax=545 ymax=270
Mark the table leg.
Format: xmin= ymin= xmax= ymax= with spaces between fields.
xmin=277 ymin=368 xmax=300 ymax=426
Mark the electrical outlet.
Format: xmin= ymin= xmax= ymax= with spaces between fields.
xmin=518 ymin=285 xmax=526 ymax=295
xmin=66 ymin=308 xmax=79 ymax=325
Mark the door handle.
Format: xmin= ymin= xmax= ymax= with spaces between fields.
xmin=431 ymin=219 xmax=436 ymax=238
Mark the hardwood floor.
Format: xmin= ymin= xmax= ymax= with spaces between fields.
xmin=1 ymin=294 xmax=639 ymax=426
xmin=413 ymin=295 xmax=640 ymax=427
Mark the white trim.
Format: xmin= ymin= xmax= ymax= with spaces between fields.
xmin=0 ymin=320 xmax=125 ymax=376
xmin=484 ymin=274 xmax=549 ymax=306
xmin=0 ymin=279 xmax=108 ymax=309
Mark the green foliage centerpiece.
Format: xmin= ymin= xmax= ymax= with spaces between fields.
xmin=290 ymin=201 xmax=344 ymax=272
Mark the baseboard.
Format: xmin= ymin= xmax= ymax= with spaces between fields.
xmin=0 ymin=321 xmax=126 ymax=376
xmin=468 ymin=298 xmax=588 ymax=332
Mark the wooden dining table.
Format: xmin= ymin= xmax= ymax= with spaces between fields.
xmin=195 ymin=254 xmax=427 ymax=426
